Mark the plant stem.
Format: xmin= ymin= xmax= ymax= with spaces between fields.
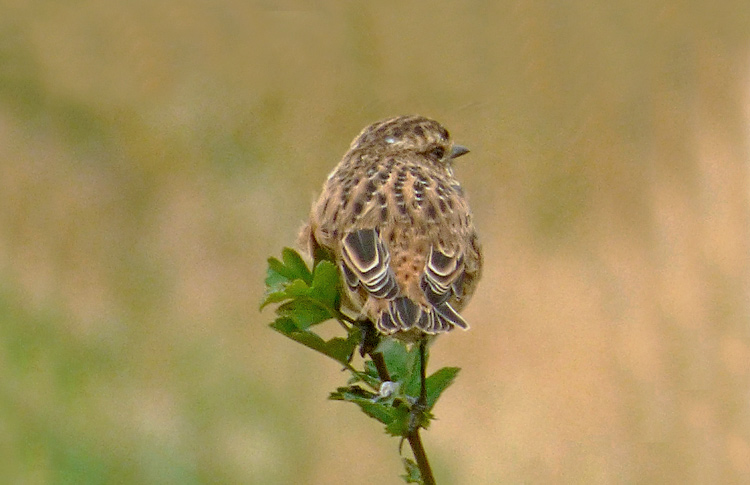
xmin=371 ymin=351 xmax=391 ymax=382
xmin=371 ymin=340 xmax=436 ymax=484
xmin=407 ymin=429 xmax=435 ymax=485
xmin=419 ymin=337 xmax=427 ymax=404
xmin=410 ymin=337 xmax=435 ymax=484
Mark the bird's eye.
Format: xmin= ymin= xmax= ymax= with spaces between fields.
xmin=430 ymin=146 xmax=446 ymax=159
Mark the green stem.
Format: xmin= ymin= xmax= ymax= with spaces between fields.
xmin=409 ymin=337 xmax=435 ymax=484
xmin=370 ymin=340 xmax=436 ymax=484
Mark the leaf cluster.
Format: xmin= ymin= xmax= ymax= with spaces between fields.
xmin=261 ymin=248 xmax=460 ymax=483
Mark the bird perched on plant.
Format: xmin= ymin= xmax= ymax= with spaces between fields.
xmin=300 ymin=115 xmax=482 ymax=341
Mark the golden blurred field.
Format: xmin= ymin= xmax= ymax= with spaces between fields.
xmin=1 ymin=2 xmax=749 ymax=483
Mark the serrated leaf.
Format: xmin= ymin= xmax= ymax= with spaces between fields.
xmin=259 ymin=290 xmax=289 ymax=310
xmin=376 ymin=339 xmax=409 ymax=381
xmin=384 ymin=404 xmax=412 ymax=436
xmin=401 ymin=458 xmax=422 ymax=483
xmin=282 ymin=247 xmax=313 ymax=284
xmin=269 ymin=316 xmax=297 ymax=335
xmin=267 ymin=256 xmax=295 ymax=281
xmin=324 ymin=336 xmax=357 ymax=365
xmin=283 ymin=279 xmax=312 ymax=298
xmin=269 ymin=318 xmax=328 ymax=354
xmin=354 ymin=359 xmax=383 ymax=390
xmin=261 ymin=249 xmax=343 ymax=317
xmin=261 ymin=253 xmax=307 ymax=309
xmin=310 ymin=261 xmax=340 ymax=308
xmin=361 ymin=401 xmax=400 ymax=428
xmin=270 ymin=318 xmax=361 ymax=365
xmin=330 ymin=385 xmax=377 ymax=401
xmin=264 ymin=268 xmax=288 ymax=291
xmin=363 ymin=360 xmax=379 ymax=380
xmin=261 ymin=249 xmax=318 ymax=310
xmin=261 ymin=258 xmax=295 ymax=310
xmin=330 ymin=386 xmax=398 ymax=426
xmin=425 ymin=367 xmax=460 ymax=410
xmin=277 ymin=299 xmax=332 ymax=329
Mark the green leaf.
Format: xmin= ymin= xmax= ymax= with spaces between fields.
xmin=324 ymin=336 xmax=356 ymax=365
xmin=259 ymin=290 xmax=289 ymax=308
xmin=384 ymin=404 xmax=412 ymax=436
xmin=282 ymin=247 xmax=313 ymax=284
xmin=329 ymin=384 xmax=423 ymax=437
xmin=267 ymin=256 xmax=296 ymax=282
xmin=330 ymin=386 xmax=398 ymax=426
xmin=269 ymin=316 xmax=297 ymax=335
xmin=403 ymin=344 xmax=423 ymax=399
xmin=276 ymin=299 xmax=332 ymax=329
xmin=401 ymin=458 xmax=422 ymax=483
xmin=376 ymin=339 xmax=409 ymax=381
xmin=360 ymin=401 xmax=400 ymax=427
xmin=260 ymin=249 xmax=318 ymax=310
xmin=283 ymin=279 xmax=312 ymax=298
xmin=371 ymin=340 xmax=427 ymax=401
xmin=425 ymin=367 xmax=460 ymax=410
xmin=261 ymin=249 xmax=343 ymax=319
xmin=329 ymin=385 xmax=377 ymax=401
xmin=270 ymin=318 xmax=359 ymax=365
xmin=269 ymin=318 xmax=328 ymax=354
xmin=363 ymin=359 xmax=380 ymax=382
xmin=260 ymin=258 xmax=294 ymax=310
xmin=353 ymin=358 xmax=383 ymax=390
xmin=309 ymin=261 xmax=339 ymax=308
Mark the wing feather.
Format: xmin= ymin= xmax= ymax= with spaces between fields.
xmin=341 ymin=229 xmax=399 ymax=299
xmin=420 ymin=246 xmax=464 ymax=307
xmin=434 ymin=301 xmax=469 ymax=330
xmin=342 ymin=230 xmax=472 ymax=334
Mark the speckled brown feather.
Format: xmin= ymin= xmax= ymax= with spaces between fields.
xmin=300 ymin=115 xmax=482 ymax=338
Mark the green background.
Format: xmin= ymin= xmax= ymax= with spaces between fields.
xmin=1 ymin=2 xmax=749 ymax=483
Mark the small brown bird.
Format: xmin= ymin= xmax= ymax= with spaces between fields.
xmin=300 ymin=115 xmax=482 ymax=340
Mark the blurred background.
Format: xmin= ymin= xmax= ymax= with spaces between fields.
xmin=1 ymin=1 xmax=749 ymax=483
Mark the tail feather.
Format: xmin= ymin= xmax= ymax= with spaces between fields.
xmin=434 ymin=301 xmax=469 ymax=330
xmin=376 ymin=297 xmax=468 ymax=335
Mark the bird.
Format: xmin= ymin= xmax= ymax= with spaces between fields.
xmin=299 ymin=115 xmax=482 ymax=342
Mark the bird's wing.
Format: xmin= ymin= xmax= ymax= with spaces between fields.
xmin=342 ymin=228 xmax=469 ymax=333
xmin=340 ymin=229 xmax=399 ymax=300
xmin=419 ymin=245 xmax=469 ymax=330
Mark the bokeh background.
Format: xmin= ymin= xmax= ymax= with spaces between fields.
xmin=1 ymin=2 xmax=749 ymax=483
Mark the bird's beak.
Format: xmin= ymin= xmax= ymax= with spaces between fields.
xmin=449 ymin=144 xmax=470 ymax=159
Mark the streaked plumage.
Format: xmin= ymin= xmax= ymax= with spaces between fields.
xmin=300 ymin=115 xmax=482 ymax=339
